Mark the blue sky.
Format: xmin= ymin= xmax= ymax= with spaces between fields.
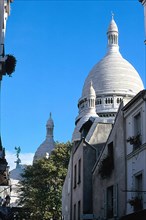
xmin=1 ymin=0 xmax=145 ymax=169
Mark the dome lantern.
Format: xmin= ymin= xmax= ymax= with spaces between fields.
xmin=46 ymin=112 xmax=54 ymax=138
xmin=107 ymin=13 xmax=119 ymax=52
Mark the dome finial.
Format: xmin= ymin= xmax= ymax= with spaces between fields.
xmin=50 ymin=112 xmax=52 ymax=118
xmin=111 ymin=11 xmax=114 ymax=20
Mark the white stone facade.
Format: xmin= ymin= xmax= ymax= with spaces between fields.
xmin=123 ymin=91 xmax=146 ymax=215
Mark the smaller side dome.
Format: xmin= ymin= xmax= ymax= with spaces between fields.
xmin=33 ymin=113 xmax=55 ymax=162
xmin=88 ymin=81 xmax=96 ymax=97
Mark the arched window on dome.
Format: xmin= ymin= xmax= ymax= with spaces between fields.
xmin=105 ymin=97 xmax=113 ymax=104
xmin=115 ymin=35 xmax=117 ymax=44
xmin=91 ymin=99 xmax=93 ymax=107
xmin=89 ymin=99 xmax=93 ymax=107
xmin=113 ymin=35 xmax=117 ymax=44
xmin=111 ymin=35 xmax=114 ymax=44
xmin=108 ymin=35 xmax=110 ymax=44
xmin=117 ymin=98 xmax=120 ymax=103
xmin=109 ymin=35 xmax=112 ymax=44
xmin=96 ymin=99 xmax=102 ymax=105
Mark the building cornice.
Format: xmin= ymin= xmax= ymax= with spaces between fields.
xmin=127 ymin=143 xmax=146 ymax=160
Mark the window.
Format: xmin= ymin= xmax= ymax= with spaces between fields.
xmin=134 ymin=112 xmax=141 ymax=136
xmin=104 ymin=97 xmax=113 ymax=104
xmin=134 ymin=173 xmax=143 ymax=211
xmin=107 ymin=186 xmax=114 ymax=218
xmin=104 ymin=185 xmax=118 ymax=218
xmin=78 ymin=201 xmax=81 ymax=220
xmin=78 ymin=159 xmax=81 ymax=184
xmin=108 ymin=142 xmax=113 ymax=157
xmin=117 ymin=97 xmax=122 ymax=103
xmin=74 ymin=164 xmax=77 ymax=188
xmin=96 ymin=99 xmax=102 ymax=105
xmin=108 ymin=142 xmax=114 ymax=167
xmin=68 ymin=176 xmax=71 ymax=194
xmin=133 ymin=112 xmax=142 ymax=149
xmin=74 ymin=204 xmax=76 ymax=220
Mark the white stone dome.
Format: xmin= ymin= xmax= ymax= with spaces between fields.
xmin=73 ymin=17 xmax=144 ymax=141
xmin=82 ymin=16 xmax=144 ymax=99
xmin=33 ymin=113 xmax=55 ymax=162
xmin=88 ymin=81 xmax=96 ymax=97
xmin=33 ymin=138 xmax=55 ymax=161
xmin=82 ymin=51 xmax=144 ymax=98
xmin=10 ymin=164 xmax=25 ymax=181
xmin=77 ymin=17 xmax=144 ymax=120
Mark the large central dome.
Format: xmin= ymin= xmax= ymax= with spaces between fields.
xmin=72 ymin=17 xmax=144 ymax=141
xmin=82 ymin=50 xmax=143 ymax=98
xmin=77 ymin=17 xmax=144 ymax=120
